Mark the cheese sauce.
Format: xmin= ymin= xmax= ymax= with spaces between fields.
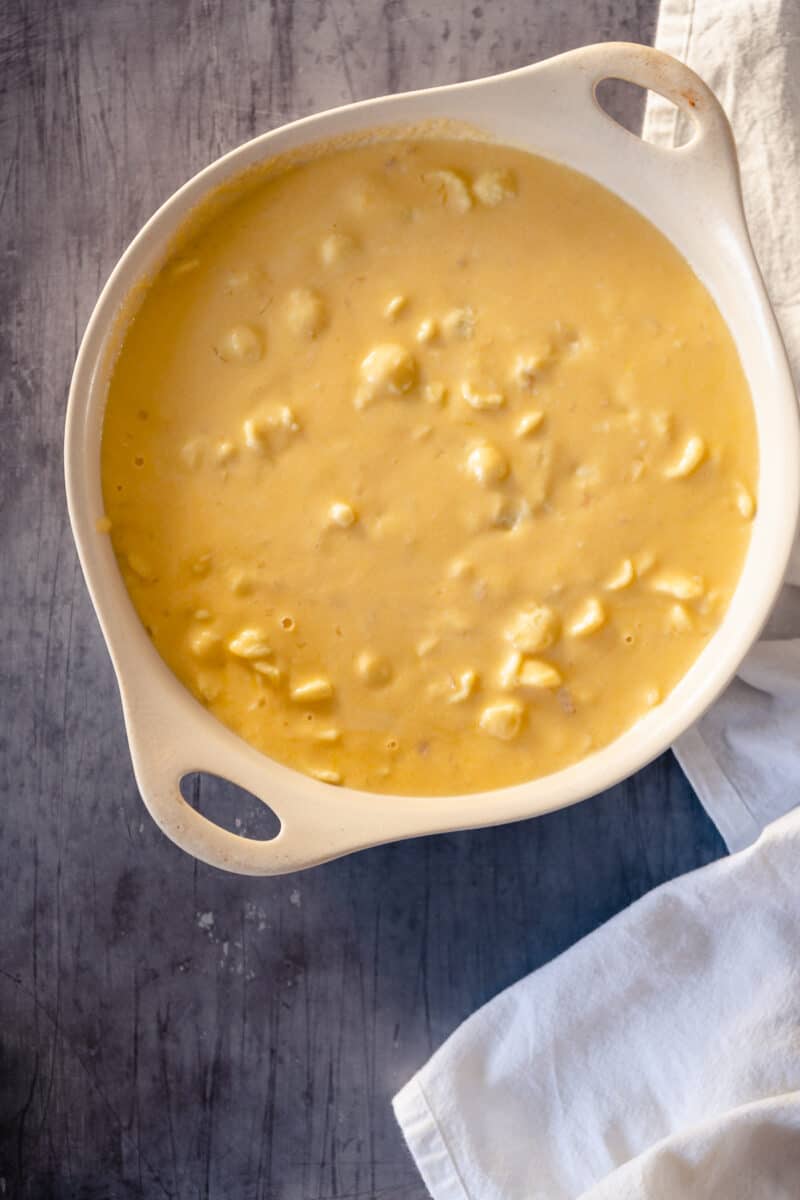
xmin=101 ymin=137 xmax=757 ymax=794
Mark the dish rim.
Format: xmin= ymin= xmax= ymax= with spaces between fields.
xmin=65 ymin=42 xmax=800 ymax=874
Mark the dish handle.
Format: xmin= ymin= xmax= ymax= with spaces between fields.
xmin=120 ymin=684 xmax=383 ymax=876
xmin=526 ymin=41 xmax=743 ymax=216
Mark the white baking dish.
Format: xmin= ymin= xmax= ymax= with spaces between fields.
xmin=65 ymin=42 xmax=799 ymax=875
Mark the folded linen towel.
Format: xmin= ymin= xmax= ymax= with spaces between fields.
xmin=394 ymin=808 xmax=800 ymax=1199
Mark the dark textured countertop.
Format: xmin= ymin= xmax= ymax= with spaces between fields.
xmin=1 ymin=1 xmax=726 ymax=1196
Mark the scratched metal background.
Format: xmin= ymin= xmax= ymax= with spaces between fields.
xmin=0 ymin=1 xmax=726 ymax=1197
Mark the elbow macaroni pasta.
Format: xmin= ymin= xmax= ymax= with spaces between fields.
xmin=101 ymin=136 xmax=757 ymax=794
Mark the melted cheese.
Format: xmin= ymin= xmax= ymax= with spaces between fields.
xmin=101 ymin=136 xmax=757 ymax=794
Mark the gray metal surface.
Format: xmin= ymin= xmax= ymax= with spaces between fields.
xmin=1 ymin=1 xmax=726 ymax=1196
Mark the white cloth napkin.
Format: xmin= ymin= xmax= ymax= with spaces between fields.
xmin=393 ymin=2 xmax=800 ymax=1195
xmin=394 ymin=810 xmax=800 ymax=1200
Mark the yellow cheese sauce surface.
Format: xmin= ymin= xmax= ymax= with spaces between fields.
xmin=101 ymin=136 xmax=757 ymax=794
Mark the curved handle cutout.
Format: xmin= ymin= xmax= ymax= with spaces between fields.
xmin=594 ymin=77 xmax=693 ymax=147
xmin=180 ymin=772 xmax=281 ymax=841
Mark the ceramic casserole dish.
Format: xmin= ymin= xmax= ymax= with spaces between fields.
xmin=65 ymin=42 xmax=799 ymax=875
